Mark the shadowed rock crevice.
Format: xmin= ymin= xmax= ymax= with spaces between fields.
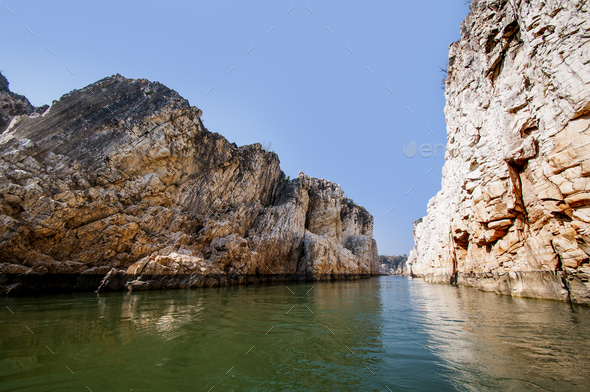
xmin=0 ymin=74 xmax=379 ymax=295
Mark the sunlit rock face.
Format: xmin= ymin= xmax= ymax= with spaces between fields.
xmin=0 ymin=74 xmax=379 ymax=294
xmin=408 ymin=0 xmax=590 ymax=303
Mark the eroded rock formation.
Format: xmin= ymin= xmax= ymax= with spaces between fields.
xmin=0 ymin=74 xmax=379 ymax=294
xmin=409 ymin=0 xmax=590 ymax=303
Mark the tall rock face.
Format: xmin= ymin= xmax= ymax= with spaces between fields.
xmin=0 ymin=74 xmax=379 ymax=295
xmin=408 ymin=0 xmax=590 ymax=304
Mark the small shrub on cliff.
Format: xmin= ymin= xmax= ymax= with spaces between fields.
xmin=440 ymin=67 xmax=448 ymax=90
xmin=346 ymin=198 xmax=367 ymax=213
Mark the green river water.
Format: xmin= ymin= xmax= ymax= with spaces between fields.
xmin=1 ymin=276 xmax=589 ymax=391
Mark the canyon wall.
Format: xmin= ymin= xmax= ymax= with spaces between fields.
xmin=0 ymin=74 xmax=379 ymax=294
xmin=408 ymin=0 xmax=590 ymax=303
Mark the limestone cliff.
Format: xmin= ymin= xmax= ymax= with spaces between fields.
xmin=0 ymin=74 xmax=379 ymax=294
xmin=409 ymin=0 xmax=590 ymax=304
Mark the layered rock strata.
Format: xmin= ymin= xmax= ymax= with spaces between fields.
xmin=0 ymin=74 xmax=379 ymax=295
xmin=409 ymin=0 xmax=590 ymax=303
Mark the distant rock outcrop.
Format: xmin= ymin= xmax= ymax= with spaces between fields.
xmin=378 ymin=254 xmax=409 ymax=275
xmin=408 ymin=0 xmax=590 ymax=304
xmin=0 ymin=74 xmax=379 ymax=294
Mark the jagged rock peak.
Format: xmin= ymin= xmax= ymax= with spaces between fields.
xmin=0 ymin=74 xmax=379 ymax=295
xmin=0 ymin=73 xmax=10 ymax=93
xmin=0 ymin=71 xmax=39 ymax=133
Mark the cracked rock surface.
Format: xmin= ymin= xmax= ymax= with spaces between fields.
xmin=408 ymin=0 xmax=590 ymax=304
xmin=0 ymin=74 xmax=379 ymax=294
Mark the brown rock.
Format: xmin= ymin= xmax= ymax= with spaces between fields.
xmin=0 ymin=75 xmax=379 ymax=294
xmin=565 ymin=193 xmax=590 ymax=208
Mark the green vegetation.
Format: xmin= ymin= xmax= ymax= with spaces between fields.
xmin=440 ymin=67 xmax=448 ymax=89
xmin=347 ymin=198 xmax=367 ymax=213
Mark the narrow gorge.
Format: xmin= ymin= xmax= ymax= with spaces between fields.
xmin=409 ymin=0 xmax=590 ymax=304
xmin=0 ymin=74 xmax=379 ymax=295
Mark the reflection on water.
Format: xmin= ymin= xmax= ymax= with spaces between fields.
xmin=407 ymin=280 xmax=590 ymax=391
xmin=0 ymin=277 xmax=588 ymax=391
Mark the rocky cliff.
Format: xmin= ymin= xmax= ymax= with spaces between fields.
xmin=409 ymin=0 xmax=590 ymax=304
xmin=0 ymin=74 xmax=379 ymax=295
xmin=378 ymin=254 xmax=409 ymax=275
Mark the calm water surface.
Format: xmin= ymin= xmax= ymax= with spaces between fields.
xmin=1 ymin=276 xmax=589 ymax=391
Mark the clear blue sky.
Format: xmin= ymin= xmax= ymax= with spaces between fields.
xmin=1 ymin=0 xmax=470 ymax=255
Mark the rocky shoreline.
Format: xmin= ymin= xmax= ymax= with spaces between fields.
xmin=0 ymin=74 xmax=379 ymax=295
xmin=1 ymin=272 xmax=375 ymax=296
xmin=419 ymin=271 xmax=585 ymax=303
